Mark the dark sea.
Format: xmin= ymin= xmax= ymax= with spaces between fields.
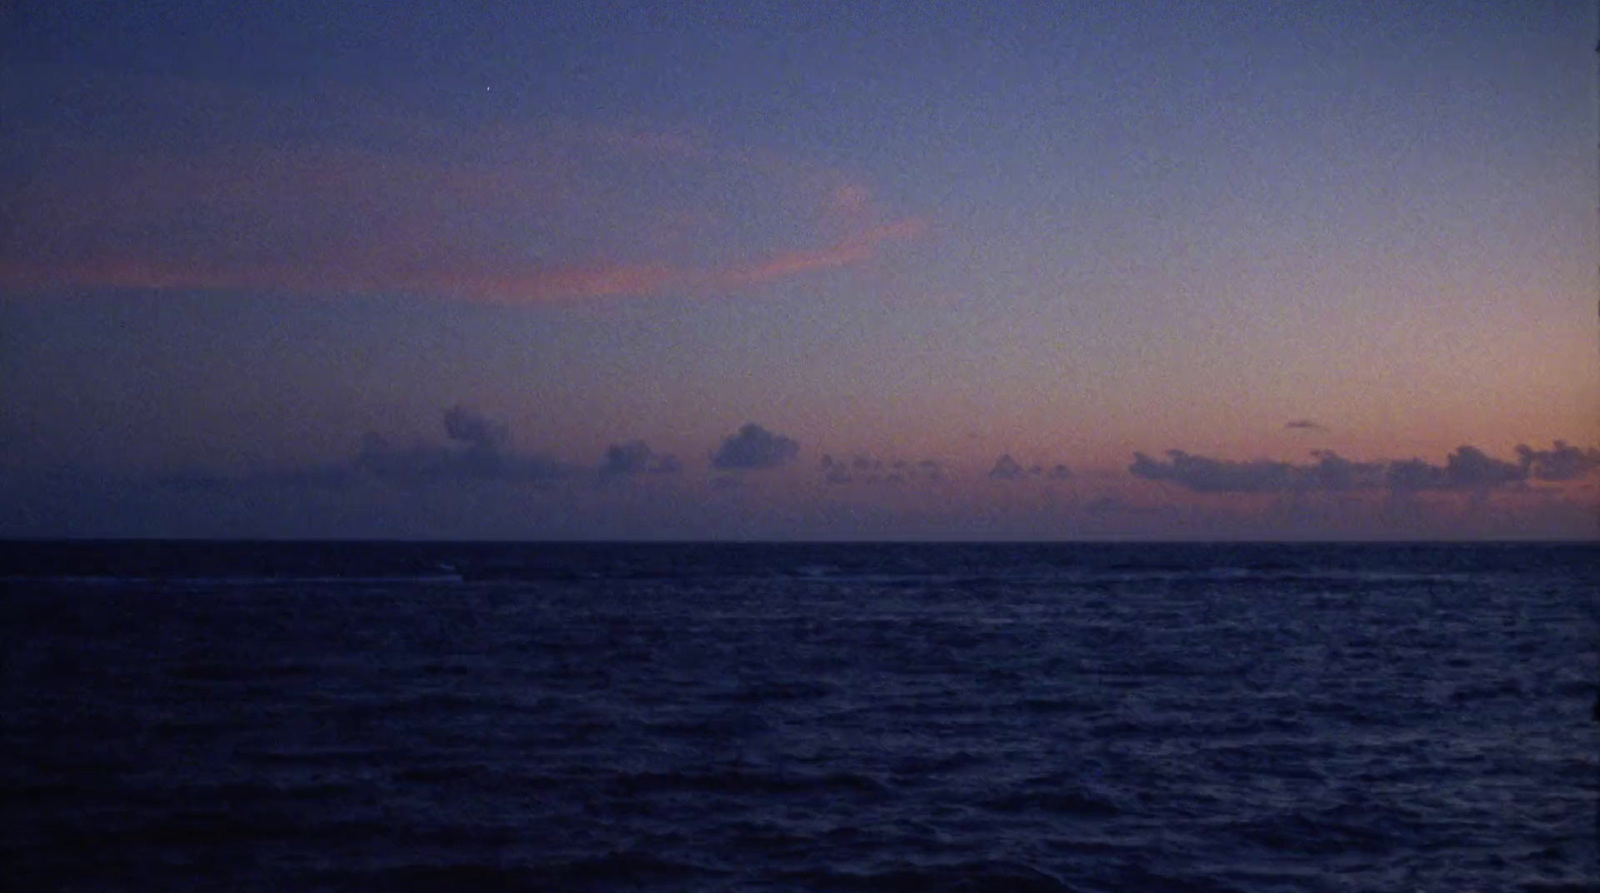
xmin=3 ymin=541 xmax=1598 ymax=892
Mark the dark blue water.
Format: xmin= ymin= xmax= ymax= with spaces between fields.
xmin=3 ymin=541 xmax=1598 ymax=892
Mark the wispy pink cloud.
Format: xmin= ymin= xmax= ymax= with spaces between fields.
xmin=713 ymin=220 xmax=928 ymax=288
xmin=1 ymin=80 xmax=926 ymax=303
xmin=0 ymin=221 xmax=926 ymax=304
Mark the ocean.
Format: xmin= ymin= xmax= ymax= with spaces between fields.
xmin=3 ymin=541 xmax=1597 ymax=892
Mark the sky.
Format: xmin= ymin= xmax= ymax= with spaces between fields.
xmin=1 ymin=1 xmax=1597 ymax=540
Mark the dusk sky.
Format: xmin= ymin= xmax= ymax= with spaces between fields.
xmin=2 ymin=2 xmax=1597 ymax=539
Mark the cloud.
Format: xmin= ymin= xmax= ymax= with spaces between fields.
xmin=712 ymin=219 xmax=927 ymax=288
xmin=209 ymin=406 xmax=568 ymax=490
xmin=818 ymin=453 xmax=942 ymax=486
xmin=1285 ymin=419 xmax=1326 ymax=432
xmin=443 ymin=404 xmax=510 ymax=451
xmin=711 ymin=423 xmax=799 ymax=471
xmin=167 ymin=408 xmax=806 ymax=493
xmin=1129 ymin=449 xmax=1393 ymax=494
xmin=1129 ymin=443 xmax=1593 ymax=495
xmin=1130 ymin=451 xmax=1298 ymax=493
xmin=989 ymin=454 xmax=1072 ymax=482
xmin=1385 ymin=446 xmax=1525 ymax=493
xmin=599 ymin=439 xmax=681 ymax=476
xmin=1447 ymin=446 xmax=1524 ymax=489
xmin=153 ymin=408 xmax=571 ymax=492
xmin=0 ymin=74 xmax=925 ymax=303
xmin=1516 ymin=441 xmax=1600 ymax=482
xmin=989 ymin=454 xmax=1027 ymax=480
xmin=353 ymin=412 xmax=567 ymax=487
xmin=1303 ymin=450 xmax=1386 ymax=491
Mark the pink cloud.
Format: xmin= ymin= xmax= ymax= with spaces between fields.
xmin=0 ymin=224 xmax=926 ymax=304
xmin=713 ymin=219 xmax=927 ymax=287
xmin=0 ymin=86 xmax=926 ymax=303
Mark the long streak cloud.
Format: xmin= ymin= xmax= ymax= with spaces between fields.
xmin=0 ymin=77 xmax=925 ymax=303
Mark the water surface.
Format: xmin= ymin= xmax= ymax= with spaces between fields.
xmin=4 ymin=541 xmax=1597 ymax=891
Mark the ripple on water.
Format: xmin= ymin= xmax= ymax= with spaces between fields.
xmin=4 ymin=541 xmax=1597 ymax=893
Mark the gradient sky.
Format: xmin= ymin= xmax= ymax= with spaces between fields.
xmin=2 ymin=1 xmax=1597 ymax=539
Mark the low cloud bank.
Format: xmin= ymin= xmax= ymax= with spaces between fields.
xmin=1130 ymin=442 xmax=1600 ymax=494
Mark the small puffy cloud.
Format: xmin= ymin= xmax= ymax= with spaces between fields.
xmin=819 ymin=454 xmax=853 ymax=485
xmin=819 ymin=452 xmax=941 ymax=486
xmin=989 ymin=454 xmax=1071 ymax=482
xmin=599 ymin=439 xmax=680 ymax=476
xmin=443 ymin=404 xmax=511 ymax=451
xmin=711 ymin=423 xmax=799 ymax=471
xmin=1516 ymin=441 xmax=1600 ymax=482
xmin=989 ymin=454 xmax=1027 ymax=480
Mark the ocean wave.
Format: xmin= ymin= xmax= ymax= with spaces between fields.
xmin=7 ymin=541 xmax=1595 ymax=892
